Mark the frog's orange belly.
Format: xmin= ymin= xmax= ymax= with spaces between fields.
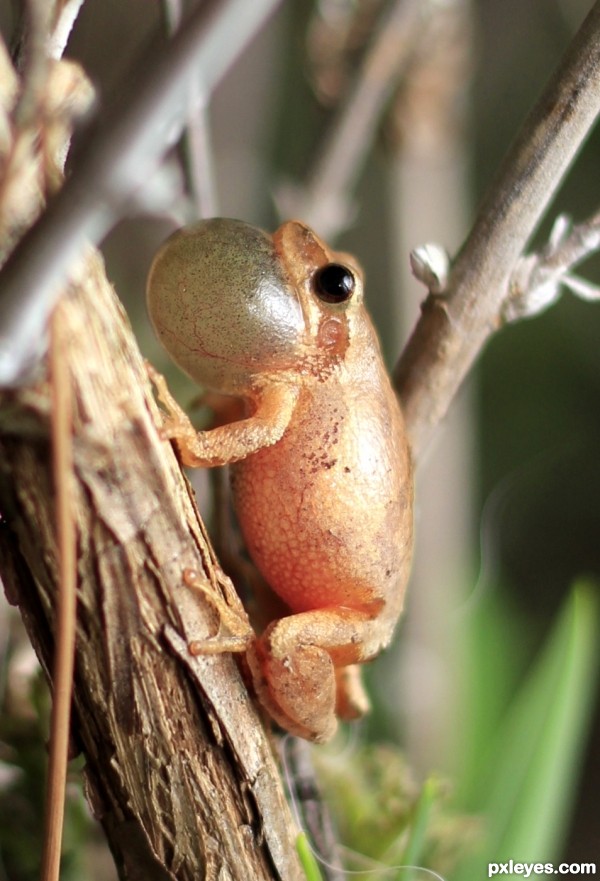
xmin=230 ymin=413 xmax=412 ymax=618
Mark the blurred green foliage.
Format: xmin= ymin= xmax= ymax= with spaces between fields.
xmin=0 ymin=650 xmax=94 ymax=881
xmin=456 ymin=582 xmax=599 ymax=875
xmin=314 ymin=583 xmax=599 ymax=880
xmin=315 ymin=741 xmax=480 ymax=879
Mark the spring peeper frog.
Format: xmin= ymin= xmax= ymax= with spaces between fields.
xmin=146 ymin=218 xmax=413 ymax=742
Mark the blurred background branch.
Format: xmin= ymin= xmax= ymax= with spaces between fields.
xmin=394 ymin=0 xmax=600 ymax=459
xmin=274 ymin=0 xmax=431 ymax=237
xmin=0 ymin=0 xmax=280 ymax=385
xmin=160 ymin=0 xmax=219 ymax=219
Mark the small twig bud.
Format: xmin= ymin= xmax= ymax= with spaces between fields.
xmin=409 ymin=243 xmax=450 ymax=294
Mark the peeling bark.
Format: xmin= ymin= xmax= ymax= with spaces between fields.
xmin=0 ymin=249 xmax=304 ymax=881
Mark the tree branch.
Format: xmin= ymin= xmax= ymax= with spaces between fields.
xmin=0 ymin=0 xmax=281 ymax=386
xmin=48 ymin=0 xmax=87 ymax=60
xmin=160 ymin=0 xmax=219 ymax=220
xmin=275 ymin=0 xmax=431 ymax=238
xmin=0 ymin=250 xmax=304 ymax=881
xmin=0 ymin=27 xmax=302 ymax=878
xmin=394 ymin=0 xmax=600 ymax=460
xmin=503 ymin=209 xmax=600 ymax=320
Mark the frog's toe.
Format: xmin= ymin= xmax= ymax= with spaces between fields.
xmin=335 ymin=664 xmax=370 ymax=720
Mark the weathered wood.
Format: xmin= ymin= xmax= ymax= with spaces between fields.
xmin=0 ymin=248 xmax=304 ymax=881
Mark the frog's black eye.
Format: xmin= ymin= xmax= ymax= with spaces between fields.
xmin=313 ymin=263 xmax=356 ymax=304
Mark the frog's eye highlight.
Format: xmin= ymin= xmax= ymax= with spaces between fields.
xmin=313 ymin=263 xmax=356 ymax=304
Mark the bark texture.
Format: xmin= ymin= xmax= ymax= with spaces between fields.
xmin=0 ymin=249 xmax=303 ymax=881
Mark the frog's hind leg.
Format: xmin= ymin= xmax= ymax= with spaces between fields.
xmin=245 ymin=608 xmax=375 ymax=743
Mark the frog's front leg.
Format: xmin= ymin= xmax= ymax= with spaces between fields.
xmin=246 ymin=608 xmax=378 ymax=743
xmin=147 ymin=363 xmax=299 ymax=467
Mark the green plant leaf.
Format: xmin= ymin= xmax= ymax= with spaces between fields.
xmin=400 ymin=776 xmax=439 ymax=868
xmin=296 ymin=832 xmax=325 ymax=881
xmin=465 ymin=581 xmax=599 ymax=866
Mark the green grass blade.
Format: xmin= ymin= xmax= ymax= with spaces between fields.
xmin=496 ymin=582 xmax=599 ymax=857
xmin=478 ymin=582 xmax=599 ymax=861
xmin=296 ymin=832 xmax=325 ymax=881
xmin=400 ymin=776 xmax=438 ymax=868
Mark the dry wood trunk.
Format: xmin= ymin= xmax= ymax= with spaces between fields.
xmin=0 ymin=247 xmax=304 ymax=881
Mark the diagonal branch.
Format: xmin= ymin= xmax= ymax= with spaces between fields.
xmin=0 ymin=252 xmax=305 ymax=881
xmin=0 ymin=0 xmax=281 ymax=386
xmin=394 ymin=0 xmax=600 ymax=461
xmin=0 ymin=17 xmax=302 ymax=878
xmin=503 ymin=210 xmax=600 ymax=320
xmin=160 ymin=0 xmax=219 ymax=220
xmin=276 ymin=0 xmax=431 ymax=238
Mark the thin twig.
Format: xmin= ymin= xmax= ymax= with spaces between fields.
xmin=0 ymin=0 xmax=281 ymax=386
xmin=504 ymin=210 xmax=600 ymax=320
xmin=161 ymin=0 xmax=219 ymax=219
xmin=536 ymin=211 xmax=600 ymax=276
xmin=280 ymin=736 xmax=346 ymax=881
xmin=47 ymin=0 xmax=86 ymax=60
xmin=40 ymin=300 xmax=77 ymax=881
xmin=14 ymin=0 xmax=52 ymax=126
xmin=275 ymin=0 xmax=430 ymax=238
xmin=394 ymin=0 xmax=600 ymax=461
xmin=180 ymin=98 xmax=219 ymax=220
xmin=158 ymin=0 xmax=182 ymax=33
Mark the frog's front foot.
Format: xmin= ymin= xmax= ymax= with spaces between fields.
xmin=145 ymin=361 xmax=197 ymax=441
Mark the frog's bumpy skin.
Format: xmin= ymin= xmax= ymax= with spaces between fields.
xmin=146 ymin=218 xmax=413 ymax=742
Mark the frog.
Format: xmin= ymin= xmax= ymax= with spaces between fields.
xmin=146 ymin=218 xmax=413 ymax=743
